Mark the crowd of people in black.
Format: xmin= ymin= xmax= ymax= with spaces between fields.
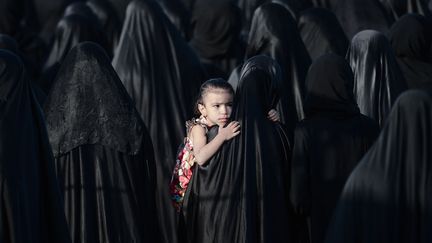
xmin=0 ymin=0 xmax=431 ymax=243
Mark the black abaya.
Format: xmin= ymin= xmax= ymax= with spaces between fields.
xmin=189 ymin=0 xmax=244 ymax=78
xmin=380 ymin=0 xmax=431 ymax=21
xmin=298 ymin=8 xmax=349 ymax=60
xmin=325 ymin=90 xmax=432 ymax=243
xmin=44 ymin=42 xmax=159 ymax=243
xmin=246 ymin=2 xmax=311 ymax=139
xmin=333 ymin=0 xmax=393 ymax=39
xmin=86 ymin=0 xmax=122 ymax=54
xmin=388 ymin=14 xmax=432 ymax=89
xmin=184 ymin=55 xmax=293 ymax=243
xmin=346 ymin=30 xmax=407 ymax=127
xmin=0 ymin=50 xmax=71 ymax=243
xmin=291 ymin=54 xmax=379 ymax=243
xmin=111 ymin=1 xmax=206 ymax=243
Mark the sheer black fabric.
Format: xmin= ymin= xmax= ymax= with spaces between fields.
xmin=325 ymin=90 xmax=432 ymax=243
xmin=40 ymin=2 xmax=109 ymax=92
xmin=291 ymin=54 xmax=379 ymax=243
xmin=298 ymin=8 xmax=349 ymax=61
xmin=189 ymin=0 xmax=244 ymax=78
xmin=380 ymin=0 xmax=431 ymax=21
xmin=388 ymin=14 xmax=432 ymax=89
xmin=0 ymin=50 xmax=71 ymax=243
xmin=246 ymin=2 xmax=311 ymax=138
xmin=183 ymin=55 xmax=292 ymax=243
xmin=86 ymin=0 xmax=122 ymax=53
xmin=112 ymin=1 xmax=206 ymax=243
xmin=346 ymin=30 xmax=407 ymax=127
xmin=333 ymin=0 xmax=393 ymax=39
xmin=44 ymin=42 xmax=159 ymax=243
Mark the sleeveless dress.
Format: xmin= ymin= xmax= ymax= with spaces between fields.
xmin=170 ymin=118 xmax=208 ymax=212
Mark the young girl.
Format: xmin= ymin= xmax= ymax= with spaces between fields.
xmin=170 ymin=79 xmax=280 ymax=211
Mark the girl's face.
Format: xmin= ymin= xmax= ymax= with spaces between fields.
xmin=198 ymin=88 xmax=233 ymax=127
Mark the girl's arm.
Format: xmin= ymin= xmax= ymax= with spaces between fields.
xmin=190 ymin=121 xmax=240 ymax=165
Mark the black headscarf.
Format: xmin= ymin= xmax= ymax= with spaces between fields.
xmin=347 ymin=30 xmax=407 ymax=127
xmin=325 ymin=90 xmax=432 ymax=243
xmin=380 ymin=0 xmax=431 ymax=21
xmin=389 ymin=14 xmax=432 ymax=89
xmin=44 ymin=42 xmax=159 ymax=243
xmin=112 ymin=1 xmax=205 ymax=243
xmin=0 ymin=50 xmax=71 ymax=243
xmin=304 ymin=54 xmax=360 ymax=117
xmin=189 ymin=0 xmax=243 ymax=78
xmin=183 ymin=55 xmax=292 ymax=243
xmin=298 ymin=7 xmax=349 ymax=60
xmin=292 ymin=54 xmax=379 ymax=243
xmin=333 ymin=0 xmax=393 ymax=39
xmin=246 ymin=2 xmax=311 ymax=138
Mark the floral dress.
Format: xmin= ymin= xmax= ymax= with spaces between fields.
xmin=169 ymin=118 xmax=207 ymax=212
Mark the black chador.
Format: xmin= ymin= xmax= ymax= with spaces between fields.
xmin=291 ymin=54 xmax=379 ymax=243
xmin=44 ymin=42 xmax=159 ymax=243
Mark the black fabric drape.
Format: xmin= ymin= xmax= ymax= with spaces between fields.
xmin=112 ymin=1 xmax=206 ymax=243
xmin=346 ymin=30 xmax=407 ymax=127
xmin=0 ymin=34 xmax=47 ymax=105
xmin=0 ymin=0 xmax=46 ymax=80
xmin=333 ymin=0 xmax=393 ymax=39
xmin=183 ymin=55 xmax=293 ymax=243
xmin=158 ymin=0 xmax=191 ymax=38
xmin=325 ymin=89 xmax=432 ymax=243
xmin=291 ymin=54 xmax=379 ymax=243
xmin=86 ymin=0 xmax=122 ymax=54
xmin=44 ymin=42 xmax=159 ymax=243
xmin=246 ymin=2 xmax=311 ymax=139
xmin=298 ymin=8 xmax=349 ymax=61
xmin=380 ymin=0 xmax=431 ymax=21
xmin=388 ymin=14 xmax=432 ymax=89
xmin=309 ymin=0 xmax=338 ymax=9
xmin=40 ymin=2 xmax=109 ymax=92
xmin=189 ymin=0 xmax=244 ymax=78
xmin=0 ymin=50 xmax=71 ymax=243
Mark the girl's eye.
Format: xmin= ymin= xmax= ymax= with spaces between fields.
xmin=227 ymin=103 xmax=233 ymax=107
xmin=213 ymin=105 xmax=219 ymax=108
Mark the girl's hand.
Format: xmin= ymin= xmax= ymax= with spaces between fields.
xmin=268 ymin=109 xmax=280 ymax=122
xmin=218 ymin=121 xmax=240 ymax=141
